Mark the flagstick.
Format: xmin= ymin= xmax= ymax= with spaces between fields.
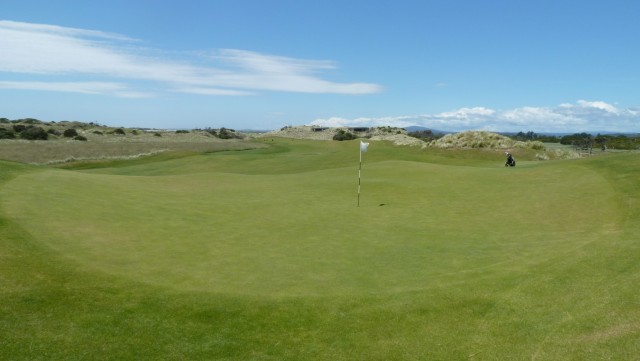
xmin=357 ymin=141 xmax=369 ymax=207
xmin=358 ymin=144 xmax=362 ymax=207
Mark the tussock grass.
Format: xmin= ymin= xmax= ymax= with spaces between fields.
xmin=1 ymin=139 xmax=639 ymax=360
xmin=0 ymin=131 xmax=263 ymax=164
xmin=430 ymin=130 xmax=545 ymax=150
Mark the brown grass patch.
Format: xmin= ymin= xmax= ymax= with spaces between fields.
xmin=0 ymin=131 xmax=264 ymax=164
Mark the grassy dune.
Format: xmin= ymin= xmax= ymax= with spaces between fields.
xmin=1 ymin=139 xmax=639 ymax=360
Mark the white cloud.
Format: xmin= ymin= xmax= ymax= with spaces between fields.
xmin=438 ymin=107 xmax=496 ymax=118
xmin=311 ymin=116 xmax=416 ymax=128
xmin=172 ymin=86 xmax=254 ymax=96
xmin=310 ymin=100 xmax=640 ymax=133
xmin=0 ymin=20 xmax=382 ymax=96
xmin=575 ymin=100 xmax=619 ymax=113
xmin=0 ymin=80 xmax=152 ymax=98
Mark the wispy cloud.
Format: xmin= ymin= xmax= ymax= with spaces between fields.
xmin=0 ymin=20 xmax=382 ymax=97
xmin=310 ymin=100 xmax=640 ymax=133
xmin=0 ymin=81 xmax=153 ymax=98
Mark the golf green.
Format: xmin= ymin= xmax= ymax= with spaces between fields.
xmin=1 ymin=139 xmax=638 ymax=360
xmin=0 ymin=141 xmax=620 ymax=297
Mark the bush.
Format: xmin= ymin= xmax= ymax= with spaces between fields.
xmin=202 ymin=128 xmax=217 ymax=137
xmin=0 ymin=127 xmax=15 ymax=139
xmin=333 ymin=129 xmax=356 ymax=141
xmin=154 ymin=132 xmax=162 ymax=137
xmin=528 ymin=141 xmax=545 ymax=150
xmin=12 ymin=124 xmax=26 ymax=133
xmin=63 ymin=128 xmax=78 ymax=138
xmin=175 ymin=130 xmax=189 ymax=134
xmin=20 ymin=118 xmax=42 ymax=124
xmin=47 ymin=128 xmax=61 ymax=136
xmin=73 ymin=135 xmax=88 ymax=141
xmin=19 ymin=126 xmax=48 ymax=140
xmin=218 ymin=127 xmax=240 ymax=139
xmin=408 ymin=129 xmax=439 ymax=141
xmin=113 ymin=128 xmax=126 ymax=135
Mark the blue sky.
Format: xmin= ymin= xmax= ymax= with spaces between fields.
xmin=2 ymin=0 xmax=639 ymax=132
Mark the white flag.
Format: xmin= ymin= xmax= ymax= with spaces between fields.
xmin=360 ymin=141 xmax=369 ymax=152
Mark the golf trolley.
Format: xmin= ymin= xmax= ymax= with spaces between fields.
xmin=505 ymin=152 xmax=516 ymax=167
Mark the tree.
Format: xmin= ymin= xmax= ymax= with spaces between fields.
xmin=513 ymin=131 xmax=538 ymax=141
xmin=560 ymin=132 xmax=592 ymax=146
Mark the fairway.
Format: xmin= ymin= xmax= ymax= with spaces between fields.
xmin=1 ymin=139 xmax=639 ymax=360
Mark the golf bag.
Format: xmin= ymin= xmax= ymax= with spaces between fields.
xmin=505 ymin=154 xmax=516 ymax=167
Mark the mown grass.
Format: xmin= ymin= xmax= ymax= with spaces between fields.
xmin=1 ymin=139 xmax=639 ymax=360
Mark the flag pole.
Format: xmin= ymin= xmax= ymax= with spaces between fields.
xmin=357 ymin=140 xmax=368 ymax=207
xmin=358 ymin=145 xmax=362 ymax=207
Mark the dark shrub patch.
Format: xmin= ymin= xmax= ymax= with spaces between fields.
xmin=12 ymin=124 xmax=26 ymax=133
xmin=218 ymin=127 xmax=240 ymax=139
xmin=0 ymin=127 xmax=15 ymax=139
xmin=203 ymin=128 xmax=217 ymax=137
xmin=20 ymin=126 xmax=48 ymax=140
xmin=63 ymin=128 xmax=78 ymax=138
xmin=333 ymin=129 xmax=356 ymax=141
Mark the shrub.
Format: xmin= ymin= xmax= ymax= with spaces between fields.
xmin=12 ymin=124 xmax=26 ymax=133
xmin=528 ymin=141 xmax=545 ymax=150
xmin=73 ymin=135 xmax=88 ymax=141
xmin=22 ymin=118 xmax=42 ymax=124
xmin=93 ymin=131 xmax=104 ymax=135
xmin=63 ymin=128 xmax=78 ymax=138
xmin=47 ymin=128 xmax=61 ymax=136
xmin=535 ymin=153 xmax=550 ymax=161
xmin=408 ymin=129 xmax=441 ymax=142
xmin=113 ymin=128 xmax=126 ymax=135
xmin=154 ymin=132 xmax=162 ymax=137
xmin=19 ymin=126 xmax=48 ymax=140
xmin=203 ymin=128 xmax=217 ymax=136
xmin=218 ymin=127 xmax=240 ymax=139
xmin=175 ymin=130 xmax=189 ymax=134
xmin=0 ymin=127 xmax=15 ymax=139
xmin=333 ymin=129 xmax=356 ymax=141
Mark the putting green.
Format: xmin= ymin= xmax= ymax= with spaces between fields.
xmin=1 ymin=143 xmax=620 ymax=297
